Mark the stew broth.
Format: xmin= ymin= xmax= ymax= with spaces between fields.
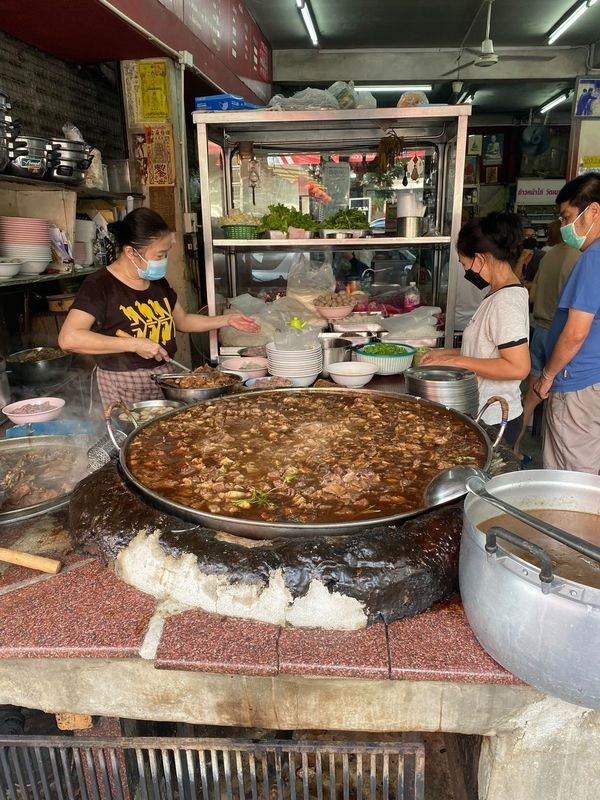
xmin=126 ymin=391 xmax=487 ymax=524
xmin=478 ymin=509 xmax=600 ymax=588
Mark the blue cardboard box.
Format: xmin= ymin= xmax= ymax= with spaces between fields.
xmin=194 ymin=94 xmax=261 ymax=111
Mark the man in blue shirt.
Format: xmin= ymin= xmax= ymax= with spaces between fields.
xmin=534 ymin=172 xmax=600 ymax=473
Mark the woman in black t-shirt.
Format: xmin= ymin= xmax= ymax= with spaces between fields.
xmin=59 ymin=208 xmax=259 ymax=410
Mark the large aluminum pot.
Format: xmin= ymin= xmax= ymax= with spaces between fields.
xmin=120 ymin=388 xmax=494 ymax=539
xmin=6 ymin=348 xmax=72 ymax=384
xmin=460 ymin=469 xmax=600 ymax=708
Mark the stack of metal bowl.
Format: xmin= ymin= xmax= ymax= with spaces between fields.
xmin=404 ymin=366 xmax=479 ymax=417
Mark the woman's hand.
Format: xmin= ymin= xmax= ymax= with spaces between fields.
xmin=224 ymin=313 xmax=261 ymax=333
xmin=130 ymin=337 xmax=169 ymax=361
xmin=419 ymin=349 xmax=461 ymax=367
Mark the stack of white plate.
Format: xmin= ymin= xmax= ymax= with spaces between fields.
xmin=266 ymin=343 xmax=323 ymax=387
xmin=404 ymin=366 xmax=479 ymax=417
xmin=0 ymin=216 xmax=52 ymax=274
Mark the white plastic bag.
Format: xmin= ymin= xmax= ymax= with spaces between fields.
xmin=327 ymin=81 xmax=358 ymax=109
xmin=268 ymin=88 xmax=339 ymax=110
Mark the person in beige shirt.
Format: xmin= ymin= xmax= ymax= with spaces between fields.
xmin=513 ymin=220 xmax=580 ymax=461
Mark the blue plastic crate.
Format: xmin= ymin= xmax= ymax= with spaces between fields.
xmin=194 ymin=94 xmax=246 ymax=111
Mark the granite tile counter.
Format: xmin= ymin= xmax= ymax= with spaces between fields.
xmin=0 ymin=505 xmax=598 ymax=800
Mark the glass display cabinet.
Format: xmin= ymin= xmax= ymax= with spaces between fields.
xmin=193 ymin=106 xmax=471 ymax=361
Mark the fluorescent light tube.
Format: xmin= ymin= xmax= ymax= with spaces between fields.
xmin=548 ymin=2 xmax=589 ymax=44
xmin=540 ymin=94 xmax=570 ymax=114
xmin=355 ymin=85 xmax=432 ymax=92
xmin=298 ymin=2 xmax=319 ymax=47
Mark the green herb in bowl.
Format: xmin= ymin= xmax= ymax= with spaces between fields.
xmin=361 ymin=343 xmax=412 ymax=355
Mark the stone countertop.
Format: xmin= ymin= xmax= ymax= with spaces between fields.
xmin=0 ymin=510 xmax=520 ymax=686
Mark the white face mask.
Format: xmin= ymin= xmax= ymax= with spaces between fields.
xmin=130 ymin=249 xmax=168 ymax=280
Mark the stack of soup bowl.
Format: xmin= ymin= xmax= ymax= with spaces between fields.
xmin=266 ymin=342 xmax=323 ymax=387
xmin=0 ymin=216 xmax=52 ymax=274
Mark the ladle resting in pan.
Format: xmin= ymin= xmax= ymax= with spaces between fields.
xmin=425 ymin=465 xmax=600 ymax=564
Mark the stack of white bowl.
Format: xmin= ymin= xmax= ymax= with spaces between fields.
xmin=0 ymin=216 xmax=52 ymax=274
xmin=73 ymin=219 xmax=96 ymax=267
xmin=266 ymin=343 xmax=323 ymax=387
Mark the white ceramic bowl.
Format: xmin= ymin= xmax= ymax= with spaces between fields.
xmin=244 ymin=376 xmax=293 ymax=389
xmin=0 ymin=260 xmax=23 ymax=279
xmin=354 ymin=343 xmax=416 ymax=375
xmin=327 ymin=362 xmax=377 ymax=387
xmin=2 ymin=397 xmax=65 ymax=424
xmin=219 ymin=356 xmax=269 ymax=379
xmin=19 ymin=260 xmax=51 ymax=275
xmin=285 ymin=374 xmax=320 ymax=387
xmin=315 ymin=304 xmax=355 ymax=320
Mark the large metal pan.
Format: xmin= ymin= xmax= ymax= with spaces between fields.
xmin=119 ymin=388 xmax=495 ymax=539
xmin=0 ymin=435 xmax=90 ymax=525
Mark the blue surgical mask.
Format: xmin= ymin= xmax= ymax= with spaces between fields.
xmin=560 ymin=206 xmax=592 ymax=250
xmin=132 ymin=249 xmax=168 ymax=280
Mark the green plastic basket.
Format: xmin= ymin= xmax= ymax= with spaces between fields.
xmin=222 ymin=224 xmax=259 ymax=239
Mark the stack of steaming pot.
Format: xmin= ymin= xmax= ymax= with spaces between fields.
xmin=0 ymin=88 xmax=93 ymax=184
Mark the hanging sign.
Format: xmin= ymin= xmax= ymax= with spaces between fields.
xmin=516 ymin=179 xmax=564 ymax=205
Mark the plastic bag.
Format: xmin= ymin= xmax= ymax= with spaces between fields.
xmin=268 ymin=88 xmax=339 ymax=111
xmin=397 ymin=91 xmax=429 ymax=108
xmin=286 ymin=255 xmax=336 ymax=312
xmin=328 ymin=81 xmax=358 ymax=109
xmin=62 ymin=122 xmax=84 ymax=141
xmin=356 ymin=91 xmax=377 ymax=109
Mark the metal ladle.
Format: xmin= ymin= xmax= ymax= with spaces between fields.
xmin=424 ymin=465 xmax=600 ymax=563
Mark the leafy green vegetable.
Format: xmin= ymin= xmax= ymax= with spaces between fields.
xmin=322 ymin=208 xmax=369 ymax=229
xmin=258 ymin=204 xmax=321 ymax=233
xmin=361 ymin=343 xmax=413 ymax=355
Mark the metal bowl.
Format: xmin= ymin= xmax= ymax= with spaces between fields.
xmin=153 ymin=373 xmax=242 ymax=403
xmin=6 ymin=348 xmax=72 ymax=384
xmin=112 ymin=399 xmax=185 ymax=431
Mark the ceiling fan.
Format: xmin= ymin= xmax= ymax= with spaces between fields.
xmin=441 ymin=0 xmax=555 ymax=77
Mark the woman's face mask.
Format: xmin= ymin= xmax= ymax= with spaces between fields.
xmin=560 ymin=206 xmax=593 ymax=251
xmin=130 ymin=248 xmax=168 ymax=280
xmin=463 ymin=256 xmax=490 ymax=290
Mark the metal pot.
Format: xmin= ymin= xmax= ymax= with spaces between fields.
xmin=460 ymin=469 xmax=600 ymax=708
xmin=397 ymin=217 xmax=423 ymax=237
xmin=120 ymin=388 xmax=494 ymax=539
xmin=6 ymin=348 xmax=72 ymax=384
xmin=151 ymin=372 xmax=242 ymax=403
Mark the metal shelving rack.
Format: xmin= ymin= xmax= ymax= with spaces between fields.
xmin=193 ymin=106 xmax=471 ymax=361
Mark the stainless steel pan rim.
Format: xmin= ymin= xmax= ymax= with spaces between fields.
xmin=119 ymin=388 xmax=493 ymax=538
xmin=0 ymin=435 xmax=90 ymax=525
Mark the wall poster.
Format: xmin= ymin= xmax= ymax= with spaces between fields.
xmin=574 ymin=78 xmax=600 ymax=118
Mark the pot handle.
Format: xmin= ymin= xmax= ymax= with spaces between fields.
xmin=486 ymin=526 xmax=554 ymax=593
xmin=475 ymin=395 xmax=509 ymax=449
xmin=105 ymin=401 xmax=138 ymax=451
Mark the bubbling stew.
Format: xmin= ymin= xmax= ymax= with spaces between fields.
xmin=126 ymin=391 xmax=488 ymax=524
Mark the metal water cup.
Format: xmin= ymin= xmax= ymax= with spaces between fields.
xmin=321 ymin=338 xmax=351 ymax=378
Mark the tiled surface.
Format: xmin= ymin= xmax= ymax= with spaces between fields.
xmin=156 ymin=610 xmax=280 ymax=676
xmin=278 ymin=624 xmax=389 ymax=679
xmin=0 ymin=509 xmax=520 ymax=684
xmin=387 ymin=597 xmax=521 ymax=684
xmin=0 ymin=560 xmax=156 ymax=659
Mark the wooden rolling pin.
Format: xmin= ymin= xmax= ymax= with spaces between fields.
xmin=0 ymin=547 xmax=62 ymax=574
